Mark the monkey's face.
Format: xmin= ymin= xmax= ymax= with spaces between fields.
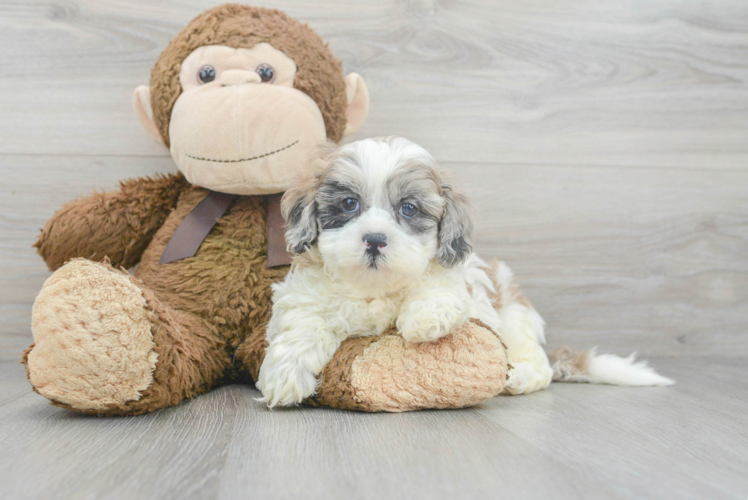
xmin=167 ymin=44 xmax=327 ymax=195
xmin=133 ymin=6 xmax=370 ymax=196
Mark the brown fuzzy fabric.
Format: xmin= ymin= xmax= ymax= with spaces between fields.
xmin=24 ymin=175 xmax=508 ymax=414
xmin=34 ymin=174 xmax=188 ymax=271
xmin=150 ymin=4 xmax=348 ymax=146
xmin=22 ymin=5 xmax=507 ymax=415
xmin=26 ymin=179 xmax=283 ymax=414
xmin=346 ymin=321 xmax=508 ymax=412
xmin=306 ymin=335 xmax=382 ymax=411
xmin=26 ymin=259 xmax=230 ymax=416
xmin=102 ymin=273 xmax=229 ymax=416
xmin=308 ymin=318 xmax=508 ymax=412
xmin=233 ymin=322 xmax=268 ymax=383
xmin=26 ymin=178 xmax=379 ymax=415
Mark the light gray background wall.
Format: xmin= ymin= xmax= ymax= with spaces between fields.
xmin=1 ymin=2 xmax=747 ymax=499
xmin=2 ymin=0 xmax=746 ymax=360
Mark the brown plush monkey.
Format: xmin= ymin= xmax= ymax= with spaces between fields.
xmin=22 ymin=4 xmax=507 ymax=415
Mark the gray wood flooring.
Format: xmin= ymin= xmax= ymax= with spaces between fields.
xmin=1 ymin=358 xmax=746 ymax=500
xmin=0 ymin=1 xmax=746 ymax=498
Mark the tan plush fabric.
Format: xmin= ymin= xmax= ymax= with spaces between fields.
xmin=167 ymin=43 xmax=330 ymax=195
xmin=169 ymin=76 xmax=328 ymax=195
xmin=25 ymin=181 xmax=284 ymax=415
xmin=347 ymin=321 xmax=508 ymax=412
xmin=150 ymin=4 xmax=348 ymax=146
xmin=27 ymin=259 xmax=157 ymax=411
xmin=22 ymin=4 xmax=508 ymax=415
xmin=307 ymin=335 xmax=382 ymax=411
xmin=24 ymin=176 xmax=508 ymax=414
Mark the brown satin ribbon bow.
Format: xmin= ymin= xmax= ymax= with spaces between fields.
xmin=159 ymin=191 xmax=293 ymax=268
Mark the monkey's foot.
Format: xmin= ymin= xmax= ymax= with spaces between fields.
xmin=24 ymin=259 xmax=158 ymax=411
xmin=308 ymin=320 xmax=508 ymax=412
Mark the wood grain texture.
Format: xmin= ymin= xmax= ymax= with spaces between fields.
xmin=0 ymin=0 xmax=747 ymax=167
xmin=1 ymin=1 xmax=747 ymax=497
xmin=0 ymin=357 xmax=746 ymax=500
xmin=2 ymin=156 xmax=746 ymax=358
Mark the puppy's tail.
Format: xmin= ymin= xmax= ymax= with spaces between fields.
xmin=467 ymin=254 xmax=675 ymax=388
xmin=547 ymin=347 xmax=675 ymax=386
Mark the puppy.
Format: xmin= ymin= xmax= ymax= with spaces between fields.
xmin=257 ymin=137 xmax=673 ymax=407
xmin=257 ymin=137 xmax=547 ymax=407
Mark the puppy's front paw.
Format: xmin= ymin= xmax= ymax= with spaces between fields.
xmin=397 ymin=298 xmax=466 ymax=343
xmin=256 ymin=358 xmax=318 ymax=408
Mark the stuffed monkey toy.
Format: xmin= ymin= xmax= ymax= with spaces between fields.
xmin=22 ymin=4 xmax=508 ymax=415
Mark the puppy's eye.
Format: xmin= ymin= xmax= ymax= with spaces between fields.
xmin=256 ymin=64 xmax=275 ymax=83
xmin=198 ymin=65 xmax=216 ymax=84
xmin=342 ymin=198 xmax=360 ymax=213
xmin=399 ymin=203 xmax=418 ymax=218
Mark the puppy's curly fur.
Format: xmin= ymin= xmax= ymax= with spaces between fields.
xmin=256 ymin=137 xmax=552 ymax=406
xmin=257 ymin=137 xmax=676 ymax=407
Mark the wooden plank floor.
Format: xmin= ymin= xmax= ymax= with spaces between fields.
xmin=1 ymin=357 xmax=746 ymax=500
xmin=1 ymin=1 xmax=747 ymax=498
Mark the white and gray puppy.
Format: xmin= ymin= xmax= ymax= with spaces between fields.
xmin=256 ymin=137 xmax=543 ymax=408
xmin=257 ymin=137 xmax=673 ymax=408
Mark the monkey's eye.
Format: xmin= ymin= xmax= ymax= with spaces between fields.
xmin=256 ymin=64 xmax=275 ymax=83
xmin=399 ymin=203 xmax=418 ymax=218
xmin=342 ymin=198 xmax=360 ymax=213
xmin=197 ymin=65 xmax=216 ymax=84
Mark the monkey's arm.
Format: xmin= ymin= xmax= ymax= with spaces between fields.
xmin=35 ymin=173 xmax=189 ymax=271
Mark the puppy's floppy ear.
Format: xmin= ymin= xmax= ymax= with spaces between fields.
xmin=282 ymin=173 xmax=319 ymax=254
xmin=282 ymin=142 xmax=339 ymax=253
xmin=437 ymin=185 xmax=474 ymax=267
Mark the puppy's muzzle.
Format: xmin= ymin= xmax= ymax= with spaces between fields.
xmin=363 ymin=233 xmax=387 ymax=257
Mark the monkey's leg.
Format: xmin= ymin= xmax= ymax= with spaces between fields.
xmin=236 ymin=320 xmax=508 ymax=412
xmin=22 ymin=259 xmax=229 ymax=416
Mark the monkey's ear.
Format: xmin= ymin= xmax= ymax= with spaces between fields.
xmin=437 ymin=187 xmax=474 ymax=268
xmin=132 ymin=85 xmax=165 ymax=146
xmin=281 ymin=175 xmax=319 ymax=254
xmin=343 ymin=73 xmax=369 ymax=137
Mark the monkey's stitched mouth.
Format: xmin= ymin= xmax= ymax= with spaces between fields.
xmin=186 ymin=140 xmax=299 ymax=163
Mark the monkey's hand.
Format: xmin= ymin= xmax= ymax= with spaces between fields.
xmin=35 ymin=173 xmax=187 ymax=271
xmin=397 ymin=291 xmax=468 ymax=343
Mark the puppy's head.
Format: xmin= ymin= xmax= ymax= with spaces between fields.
xmin=282 ymin=137 xmax=473 ymax=281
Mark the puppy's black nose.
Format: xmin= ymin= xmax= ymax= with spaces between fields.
xmin=363 ymin=233 xmax=387 ymax=254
